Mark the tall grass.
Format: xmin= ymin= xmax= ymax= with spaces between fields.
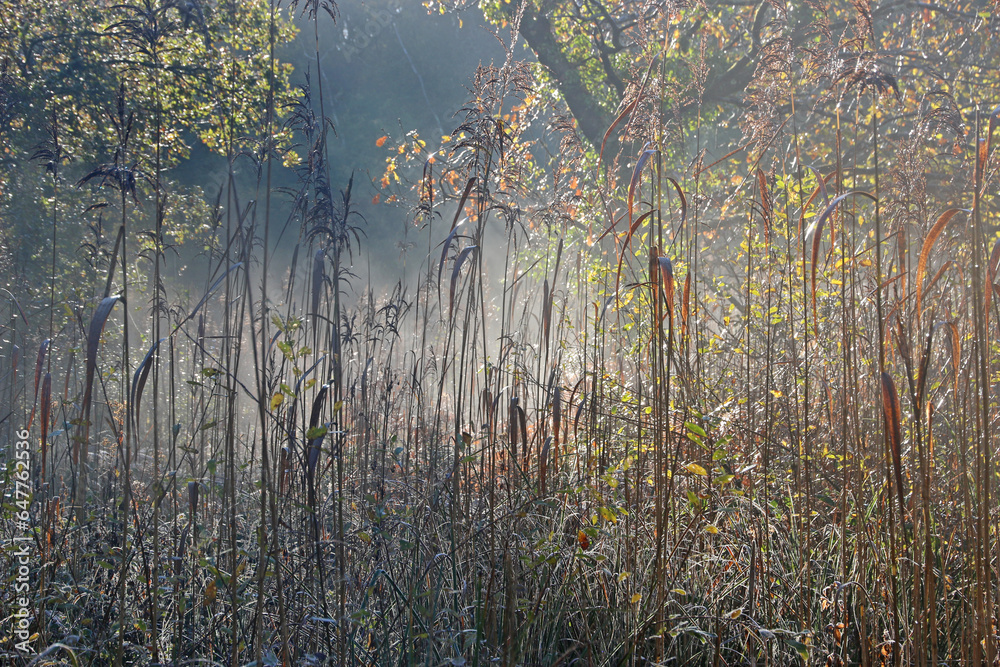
xmin=4 ymin=1 xmax=1000 ymax=666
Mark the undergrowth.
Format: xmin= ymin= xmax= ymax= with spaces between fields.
xmin=3 ymin=1 xmax=1000 ymax=666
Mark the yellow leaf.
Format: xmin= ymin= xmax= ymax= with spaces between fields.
xmin=705 ymin=524 xmax=720 ymax=534
xmin=685 ymin=463 xmax=708 ymax=476
xmin=270 ymin=393 xmax=284 ymax=411
xmin=630 ymin=593 xmax=642 ymax=604
xmin=729 ymin=608 xmax=742 ymax=619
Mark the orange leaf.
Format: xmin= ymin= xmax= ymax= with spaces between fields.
xmin=375 ymin=135 xmax=387 ymax=147
xmin=915 ymin=208 xmax=967 ymax=324
xmin=203 ymin=579 xmax=217 ymax=606
xmin=577 ymin=530 xmax=590 ymax=550
xmin=372 ymin=194 xmax=381 ymax=205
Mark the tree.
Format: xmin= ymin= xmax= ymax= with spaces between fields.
xmin=0 ymin=0 xmax=298 ymax=295
xmin=427 ymin=0 xmax=998 ymax=173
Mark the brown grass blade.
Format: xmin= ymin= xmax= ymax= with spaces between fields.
xmin=658 ymin=256 xmax=675 ymax=324
xmin=1 ymin=345 xmax=18 ymax=426
xmin=421 ymin=157 xmax=435 ymax=210
xmin=980 ymin=104 xmax=1000 ymax=189
xmin=540 ymin=435 xmax=551 ymax=495
xmin=988 ymin=239 xmax=1000 ymax=285
xmin=572 ymin=386 xmax=588 ymax=441
xmin=595 ymin=211 xmax=626 ymax=244
xmin=808 ymin=191 xmax=877 ymax=322
xmin=131 ymin=337 xmax=165 ymax=435
xmin=614 ymin=210 xmax=655 ymax=296
xmin=756 ymin=168 xmax=772 ymax=245
xmin=977 ymin=137 xmax=988 ymax=185
xmin=312 ymin=249 xmax=325 ymax=320
xmin=923 ymin=261 xmax=958 ymax=306
xmin=102 ymin=225 xmax=125 ymax=299
xmin=285 ymin=243 xmax=300 ymax=304
xmin=188 ymin=480 xmax=199 ymax=519
xmin=1 ymin=287 xmax=30 ymax=328
xmin=81 ymin=296 xmax=121 ymax=428
xmin=681 ymin=272 xmax=691 ymax=340
xmin=985 ymin=240 xmax=1000 ymax=315
xmin=597 ymin=294 xmax=616 ymax=325
xmin=171 ymin=262 xmax=243 ymax=335
xmin=436 ymin=178 xmax=477 ymax=302
xmin=438 ymin=224 xmax=465 ymax=300
xmin=449 ymin=245 xmax=478 ymax=321
xmin=947 ymin=321 xmax=960 ymax=396
xmin=551 ymin=237 xmax=564 ymax=286
xmin=627 ymin=145 xmax=656 ymax=231
xmin=518 ymin=405 xmax=528 ymax=463
xmin=917 ymin=321 xmax=956 ymax=406
xmin=508 ymin=396 xmax=519 ymax=462
xmin=897 ymin=226 xmax=908 ymax=300
xmin=552 ymin=384 xmax=562 ymax=449
xmin=916 ymin=208 xmax=968 ymax=325
xmin=542 ymin=278 xmax=551 ymax=345
xmin=599 ymin=57 xmax=657 ymax=168
xmin=601 ymin=97 xmax=639 ymax=169
xmin=482 ymin=388 xmax=494 ymax=437
xmin=807 ymin=166 xmax=832 ymax=209
xmin=40 ymin=372 xmax=51 ymax=483
xmin=28 ymin=338 xmax=51 ymax=429
xmin=666 ymin=177 xmax=687 ymax=238
xmin=797 ymin=170 xmax=836 ymax=239
xmin=452 ymin=177 xmax=476 ymax=230
xmin=306 ymin=384 xmax=329 ymax=481
xmin=881 ymin=371 xmax=906 ymax=518
xmin=76 ymin=295 xmax=120 ymax=516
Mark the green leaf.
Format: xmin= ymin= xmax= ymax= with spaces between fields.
xmin=687 ymin=490 xmax=701 ymax=510
xmin=306 ymin=425 xmax=327 ymax=440
xmin=785 ymin=639 xmax=809 ymax=662
xmin=685 ymin=421 xmax=707 ymax=437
